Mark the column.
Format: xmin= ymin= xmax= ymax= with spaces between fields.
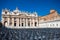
xmin=20 ymin=18 xmax=22 ymax=27
xmin=38 ymin=17 xmax=39 ymax=26
xmin=17 ymin=18 xmax=19 ymax=27
xmin=26 ymin=18 xmax=28 ymax=27
xmin=8 ymin=18 xmax=10 ymax=26
xmin=36 ymin=19 xmax=38 ymax=27
xmin=12 ymin=18 xmax=14 ymax=27
xmin=25 ymin=18 xmax=26 ymax=26
xmin=37 ymin=18 xmax=39 ymax=27
xmin=33 ymin=18 xmax=34 ymax=27
xmin=23 ymin=18 xmax=25 ymax=27
xmin=30 ymin=18 xmax=31 ymax=27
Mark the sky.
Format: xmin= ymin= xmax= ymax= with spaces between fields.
xmin=0 ymin=0 xmax=60 ymax=21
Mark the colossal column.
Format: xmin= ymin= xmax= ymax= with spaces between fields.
xmin=17 ymin=18 xmax=19 ymax=27
xmin=8 ymin=18 xmax=10 ymax=26
xmin=20 ymin=18 xmax=22 ymax=27
xmin=30 ymin=18 xmax=31 ymax=27
xmin=23 ymin=18 xmax=25 ymax=27
xmin=33 ymin=18 xmax=34 ymax=27
xmin=26 ymin=18 xmax=28 ymax=27
xmin=12 ymin=18 xmax=14 ymax=27
xmin=37 ymin=18 xmax=39 ymax=27
xmin=25 ymin=18 xmax=26 ymax=26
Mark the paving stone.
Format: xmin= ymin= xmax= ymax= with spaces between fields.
xmin=0 ymin=27 xmax=60 ymax=40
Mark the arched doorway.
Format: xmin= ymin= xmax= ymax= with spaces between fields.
xmin=4 ymin=21 xmax=8 ymax=27
xmin=28 ymin=21 xmax=30 ymax=26
xmin=35 ymin=22 xmax=37 ymax=26
xmin=14 ymin=23 xmax=16 ymax=26
xmin=22 ymin=23 xmax=24 ymax=26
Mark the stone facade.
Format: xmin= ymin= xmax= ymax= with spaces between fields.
xmin=1 ymin=7 xmax=60 ymax=28
xmin=1 ymin=7 xmax=38 ymax=28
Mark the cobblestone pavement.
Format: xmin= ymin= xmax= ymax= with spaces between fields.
xmin=0 ymin=27 xmax=60 ymax=40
